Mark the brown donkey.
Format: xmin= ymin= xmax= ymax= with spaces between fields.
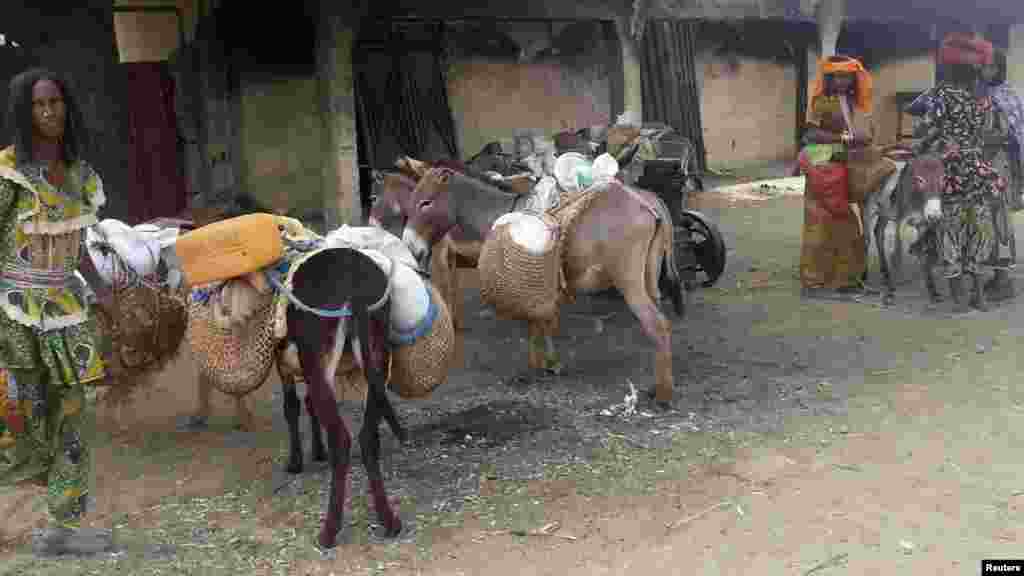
xmin=369 ymin=157 xmax=535 ymax=332
xmin=401 ymin=166 xmax=685 ymax=405
xmin=369 ymin=169 xmax=479 ymax=332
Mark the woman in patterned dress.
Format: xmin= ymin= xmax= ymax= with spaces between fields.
xmin=0 ymin=68 xmax=114 ymax=555
xmin=981 ymin=50 xmax=1024 ymax=212
xmin=799 ymin=55 xmax=875 ymax=298
xmin=979 ymin=50 xmax=1022 ymax=273
xmin=913 ymin=34 xmax=1004 ymax=312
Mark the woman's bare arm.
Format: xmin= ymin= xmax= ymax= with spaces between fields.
xmin=803 ymin=127 xmax=844 ymax=146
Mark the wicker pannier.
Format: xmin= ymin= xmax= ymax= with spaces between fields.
xmin=388 ymin=281 xmax=455 ymax=398
xmin=92 ymin=282 xmax=188 ymax=388
xmin=478 ymin=211 xmax=562 ymax=321
xmin=186 ymin=291 xmax=278 ymax=398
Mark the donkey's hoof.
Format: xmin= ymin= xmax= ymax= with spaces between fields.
xmin=509 ymin=370 xmax=537 ymax=386
xmin=378 ymin=516 xmax=403 ymax=538
xmin=882 ymin=293 xmax=895 ymax=306
xmin=543 ymin=362 xmax=564 ymax=377
xmin=285 ymin=455 xmax=304 ymax=475
xmin=317 ymin=528 xmax=342 ymax=552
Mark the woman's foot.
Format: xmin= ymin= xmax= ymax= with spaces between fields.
xmin=32 ymin=525 xmax=116 ymax=557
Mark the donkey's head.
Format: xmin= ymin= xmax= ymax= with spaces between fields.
xmin=909 ymin=154 xmax=945 ymax=221
xmin=401 ymin=167 xmax=460 ymax=270
xmin=368 ymin=170 xmax=417 ymax=238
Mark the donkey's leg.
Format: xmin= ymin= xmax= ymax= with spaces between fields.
xmin=526 ymin=320 xmax=544 ymax=371
xmin=615 ymin=234 xmax=674 ymax=405
xmin=280 ymin=377 xmax=306 ymax=473
xmin=187 ymin=372 xmax=213 ymax=430
xmin=275 ymin=350 xmax=308 ymax=473
xmin=373 ymin=353 xmax=407 ymax=443
xmin=923 ymin=242 xmax=943 ymax=303
xmin=446 ymin=240 xmax=464 ymax=333
xmin=233 ymin=395 xmax=253 ymax=431
xmin=541 ymin=315 xmax=563 ymax=375
xmin=355 ymin=311 xmax=403 ymax=537
xmin=621 ymin=283 xmax=673 ymax=405
xmin=950 ymin=275 xmax=968 ymax=312
xmin=303 ymin=395 xmax=327 ymax=463
xmin=431 ymin=236 xmax=458 ymax=331
xmin=293 ymin=316 xmax=352 ymax=550
xmin=892 ymin=218 xmax=905 ymax=284
xmin=970 ymin=272 xmax=989 ymax=311
xmin=874 ymin=215 xmax=895 ymax=305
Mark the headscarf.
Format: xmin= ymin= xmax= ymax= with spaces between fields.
xmin=938 ymin=33 xmax=994 ymax=67
xmin=811 ymin=55 xmax=873 ymax=114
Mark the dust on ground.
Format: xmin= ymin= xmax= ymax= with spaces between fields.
xmin=2 ymin=191 xmax=1023 ymax=575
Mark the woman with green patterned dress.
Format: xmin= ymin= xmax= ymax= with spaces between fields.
xmin=0 ymin=68 xmax=114 ymax=556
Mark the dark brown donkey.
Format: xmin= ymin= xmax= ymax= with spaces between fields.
xmin=862 ymin=152 xmax=947 ymax=306
xmin=401 ymin=167 xmax=685 ymax=405
xmin=282 ymin=247 xmax=406 ymax=549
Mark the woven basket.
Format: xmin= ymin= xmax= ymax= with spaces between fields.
xmin=388 ymin=281 xmax=455 ymax=399
xmin=478 ymin=212 xmax=562 ymax=321
xmin=92 ymin=282 xmax=188 ymax=388
xmin=186 ymin=291 xmax=278 ymax=398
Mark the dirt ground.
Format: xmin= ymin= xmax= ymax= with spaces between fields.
xmin=2 ymin=189 xmax=1024 ymax=575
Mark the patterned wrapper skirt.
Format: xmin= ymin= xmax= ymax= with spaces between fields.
xmin=799 ymin=151 xmax=866 ymax=290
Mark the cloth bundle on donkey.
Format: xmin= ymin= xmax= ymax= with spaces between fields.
xmin=176 ymin=214 xmax=454 ymax=400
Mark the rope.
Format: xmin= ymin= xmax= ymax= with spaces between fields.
xmin=262 ymin=248 xmax=396 ymax=320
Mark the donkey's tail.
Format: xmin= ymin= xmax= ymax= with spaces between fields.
xmin=650 ymin=195 xmax=685 ymax=317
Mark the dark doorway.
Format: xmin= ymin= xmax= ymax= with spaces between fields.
xmin=354 ymin=20 xmax=460 ymax=214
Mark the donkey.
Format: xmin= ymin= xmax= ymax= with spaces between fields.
xmin=369 ymin=158 xmax=536 ymax=332
xmin=402 ymin=167 xmax=685 ymax=405
xmin=861 ymin=153 xmax=946 ymax=305
xmin=183 ymin=196 xmax=409 ymax=478
xmin=282 ymin=246 xmax=406 ymax=547
xmin=179 ymin=197 xmax=411 ymax=547
xmin=370 ymin=169 xmax=477 ymax=332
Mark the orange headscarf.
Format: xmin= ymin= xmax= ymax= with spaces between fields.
xmin=938 ymin=32 xmax=994 ymax=67
xmin=810 ymin=55 xmax=873 ymax=114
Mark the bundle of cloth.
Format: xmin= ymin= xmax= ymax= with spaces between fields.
xmin=85 ymin=218 xmax=183 ymax=289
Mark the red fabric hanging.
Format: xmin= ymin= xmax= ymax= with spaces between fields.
xmin=123 ymin=62 xmax=187 ymax=225
xmin=800 ymin=153 xmax=851 ymax=220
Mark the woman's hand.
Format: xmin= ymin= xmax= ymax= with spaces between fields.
xmin=847 ymin=127 xmax=872 ymax=148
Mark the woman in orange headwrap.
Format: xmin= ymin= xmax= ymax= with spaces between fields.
xmin=798 ymin=55 xmax=875 ymax=299
xmin=913 ymin=33 xmax=1003 ymax=311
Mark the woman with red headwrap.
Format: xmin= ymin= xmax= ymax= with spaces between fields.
xmin=913 ymin=33 xmax=1004 ymax=312
xmin=798 ymin=55 xmax=875 ymax=299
